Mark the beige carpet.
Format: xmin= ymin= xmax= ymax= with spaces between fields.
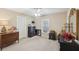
xmin=2 ymin=36 xmax=60 ymax=51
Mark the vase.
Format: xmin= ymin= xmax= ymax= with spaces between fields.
xmin=1 ymin=26 xmax=6 ymax=33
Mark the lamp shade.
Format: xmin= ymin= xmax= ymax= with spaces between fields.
xmin=0 ymin=20 xmax=8 ymax=26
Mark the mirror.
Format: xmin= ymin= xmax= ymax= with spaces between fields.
xmin=65 ymin=8 xmax=77 ymax=39
xmin=69 ymin=9 xmax=76 ymax=34
xmin=66 ymin=8 xmax=77 ymax=40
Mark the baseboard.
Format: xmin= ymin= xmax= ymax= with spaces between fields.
xmin=19 ymin=37 xmax=26 ymax=40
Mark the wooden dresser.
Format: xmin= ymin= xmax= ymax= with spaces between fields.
xmin=0 ymin=32 xmax=19 ymax=50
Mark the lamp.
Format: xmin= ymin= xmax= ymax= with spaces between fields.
xmin=0 ymin=20 xmax=8 ymax=33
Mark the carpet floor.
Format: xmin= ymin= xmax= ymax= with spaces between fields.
xmin=2 ymin=36 xmax=60 ymax=51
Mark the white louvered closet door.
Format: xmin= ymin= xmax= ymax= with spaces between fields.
xmin=17 ymin=16 xmax=26 ymax=39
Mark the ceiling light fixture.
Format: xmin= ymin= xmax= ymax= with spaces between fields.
xmin=34 ymin=8 xmax=41 ymax=17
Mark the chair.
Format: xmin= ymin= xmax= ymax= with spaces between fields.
xmin=49 ymin=30 xmax=57 ymax=40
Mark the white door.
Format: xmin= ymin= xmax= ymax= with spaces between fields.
xmin=41 ymin=19 xmax=49 ymax=33
xmin=41 ymin=19 xmax=50 ymax=38
xmin=17 ymin=16 xmax=26 ymax=39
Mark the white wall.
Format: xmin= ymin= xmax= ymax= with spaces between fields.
xmin=0 ymin=8 xmax=67 ymax=37
xmin=0 ymin=8 xmax=34 ymax=39
xmin=35 ymin=12 xmax=67 ymax=34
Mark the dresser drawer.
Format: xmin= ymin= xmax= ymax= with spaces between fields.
xmin=0 ymin=32 xmax=19 ymax=49
xmin=1 ymin=32 xmax=19 ymax=39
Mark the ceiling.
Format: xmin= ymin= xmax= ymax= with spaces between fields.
xmin=6 ymin=8 xmax=69 ymax=17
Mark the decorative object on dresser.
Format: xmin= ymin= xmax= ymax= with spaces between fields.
xmin=8 ymin=26 xmax=17 ymax=32
xmin=0 ymin=32 xmax=19 ymax=50
xmin=1 ymin=26 xmax=6 ymax=33
xmin=0 ymin=20 xmax=9 ymax=33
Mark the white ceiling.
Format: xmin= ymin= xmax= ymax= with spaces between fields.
xmin=6 ymin=8 xmax=69 ymax=17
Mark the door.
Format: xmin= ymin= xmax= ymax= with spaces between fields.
xmin=41 ymin=19 xmax=49 ymax=33
xmin=17 ymin=16 xmax=26 ymax=39
xmin=41 ymin=19 xmax=50 ymax=38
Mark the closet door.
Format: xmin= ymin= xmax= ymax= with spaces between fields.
xmin=17 ymin=16 xmax=26 ymax=39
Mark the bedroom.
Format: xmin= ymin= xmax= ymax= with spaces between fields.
xmin=0 ymin=8 xmax=78 ymax=51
